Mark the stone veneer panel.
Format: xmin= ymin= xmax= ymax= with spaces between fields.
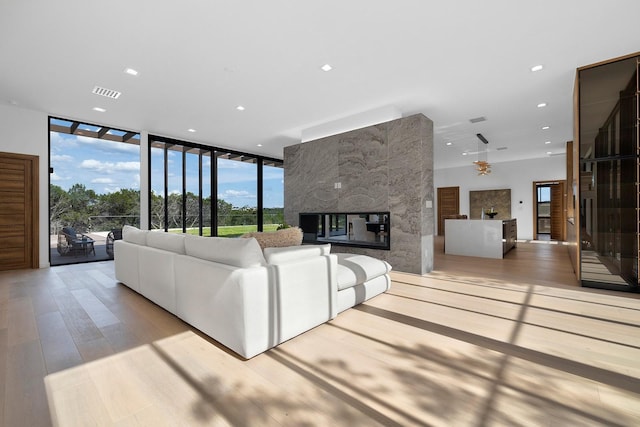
xmin=284 ymin=114 xmax=434 ymax=274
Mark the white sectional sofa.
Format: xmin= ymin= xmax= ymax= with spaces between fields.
xmin=114 ymin=226 xmax=391 ymax=358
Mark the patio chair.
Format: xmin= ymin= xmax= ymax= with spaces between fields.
xmin=57 ymin=226 xmax=89 ymax=256
xmin=106 ymin=227 xmax=123 ymax=259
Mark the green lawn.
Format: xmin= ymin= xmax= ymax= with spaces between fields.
xmin=177 ymin=224 xmax=280 ymax=238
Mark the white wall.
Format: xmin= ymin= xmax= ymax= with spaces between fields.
xmin=434 ymin=156 xmax=566 ymax=240
xmin=0 ymin=104 xmax=50 ymax=267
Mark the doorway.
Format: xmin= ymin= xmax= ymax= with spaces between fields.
xmin=533 ymin=181 xmax=566 ymax=241
xmin=0 ymin=151 xmax=39 ymax=270
xmin=437 ymin=186 xmax=460 ymax=235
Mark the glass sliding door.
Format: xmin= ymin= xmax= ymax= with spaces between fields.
xmin=49 ymin=117 xmax=140 ymax=265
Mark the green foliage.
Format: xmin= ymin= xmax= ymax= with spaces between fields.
xmin=50 ymin=184 xmax=284 ymax=236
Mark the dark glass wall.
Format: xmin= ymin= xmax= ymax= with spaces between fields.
xmin=578 ymin=55 xmax=639 ymax=291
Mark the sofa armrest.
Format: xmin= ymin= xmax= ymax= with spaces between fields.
xmin=268 ymin=254 xmax=338 ymax=342
xmin=114 ymin=240 xmax=141 ymax=293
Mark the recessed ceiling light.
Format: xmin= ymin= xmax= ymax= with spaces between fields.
xmin=187 ymin=128 xmax=196 ymax=133
xmin=257 ymin=144 xmax=263 ymax=147
xmin=124 ymin=68 xmax=139 ymax=76
xmin=321 ymin=64 xmax=333 ymax=72
xmin=546 ymin=151 xmax=552 ymax=155
xmin=537 ymin=102 xmax=547 ymax=108
xmin=545 ymin=141 xmax=551 ymax=145
xmin=445 ymin=142 xmax=452 ymax=146
xmin=542 ymin=126 xmax=550 ymax=130
xmin=462 ymin=152 xmax=468 ymax=156
xmin=531 ymin=65 xmax=544 ymax=72
xmin=92 ymin=107 xmax=106 ymax=112
xmin=236 ymin=105 xmax=245 ymax=111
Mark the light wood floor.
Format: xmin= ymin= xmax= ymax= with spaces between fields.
xmin=2 ymin=238 xmax=640 ymax=426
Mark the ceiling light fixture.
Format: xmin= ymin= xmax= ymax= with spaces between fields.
xmin=531 ymin=65 xmax=544 ymax=72
xmin=545 ymin=141 xmax=551 ymax=145
xmin=537 ymin=102 xmax=547 ymax=108
xmin=124 ymin=68 xmax=139 ymax=76
xmin=321 ymin=64 xmax=333 ymax=72
xmin=187 ymin=128 xmax=196 ymax=133
xmin=257 ymin=144 xmax=263 ymax=147
xmin=546 ymin=151 xmax=552 ymax=155
xmin=92 ymin=107 xmax=106 ymax=112
xmin=542 ymin=126 xmax=550 ymax=130
xmin=236 ymin=105 xmax=245 ymax=111
xmin=446 ymin=142 xmax=452 ymax=146
xmin=474 ymin=133 xmax=491 ymax=175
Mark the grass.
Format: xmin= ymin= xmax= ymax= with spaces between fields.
xmin=175 ymin=224 xmax=281 ymax=238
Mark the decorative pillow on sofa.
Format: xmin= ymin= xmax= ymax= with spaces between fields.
xmin=264 ymin=244 xmax=331 ymax=265
xmin=241 ymin=226 xmax=303 ymax=250
xmin=146 ymin=231 xmax=186 ymax=254
xmin=184 ymin=235 xmax=266 ymax=268
xmin=122 ymin=225 xmax=148 ymax=246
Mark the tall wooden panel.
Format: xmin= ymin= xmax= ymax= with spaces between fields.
xmin=437 ymin=186 xmax=459 ymax=235
xmin=550 ymin=182 xmax=566 ymax=241
xmin=0 ymin=152 xmax=39 ymax=270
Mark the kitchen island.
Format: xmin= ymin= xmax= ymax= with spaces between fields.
xmin=444 ymin=218 xmax=517 ymax=259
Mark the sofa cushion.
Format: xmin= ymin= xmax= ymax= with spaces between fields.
xmin=184 ymin=235 xmax=266 ymax=268
xmin=241 ymin=227 xmax=303 ymax=250
xmin=335 ymin=253 xmax=392 ymax=287
xmin=122 ymin=225 xmax=148 ymax=246
xmin=263 ymin=244 xmax=331 ymax=265
xmin=337 ymin=264 xmax=358 ymax=290
xmin=146 ymin=231 xmax=186 ymax=254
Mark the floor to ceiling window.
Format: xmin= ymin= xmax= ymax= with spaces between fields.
xmin=149 ymin=136 xmax=282 ymax=237
xmin=216 ymin=152 xmax=258 ymax=237
xmin=49 ymin=117 xmax=140 ymax=265
xmin=262 ymin=159 xmax=285 ymax=230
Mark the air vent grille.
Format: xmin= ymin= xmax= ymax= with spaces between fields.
xmin=496 ymin=147 xmax=508 ymax=151
xmin=92 ymin=86 xmax=122 ymax=99
xmin=469 ymin=116 xmax=487 ymax=123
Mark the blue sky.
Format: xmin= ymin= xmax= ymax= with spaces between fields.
xmin=50 ymin=130 xmax=283 ymax=208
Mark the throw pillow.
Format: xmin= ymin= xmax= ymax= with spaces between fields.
xmin=241 ymin=226 xmax=303 ymax=250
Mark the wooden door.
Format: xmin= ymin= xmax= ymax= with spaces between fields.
xmin=0 ymin=152 xmax=39 ymax=270
xmin=437 ymin=186 xmax=460 ymax=235
xmin=550 ymin=182 xmax=566 ymax=241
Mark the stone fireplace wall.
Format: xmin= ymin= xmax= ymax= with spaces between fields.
xmin=283 ymin=113 xmax=434 ymax=274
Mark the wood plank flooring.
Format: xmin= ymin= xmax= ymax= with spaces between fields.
xmin=1 ymin=239 xmax=640 ymax=426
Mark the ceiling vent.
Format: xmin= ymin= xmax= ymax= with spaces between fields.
xmin=496 ymin=147 xmax=508 ymax=151
xmin=469 ymin=116 xmax=487 ymax=123
xmin=92 ymin=86 xmax=122 ymax=99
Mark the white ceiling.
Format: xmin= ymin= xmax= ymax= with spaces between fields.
xmin=1 ymin=0 xmax=639 ymax=169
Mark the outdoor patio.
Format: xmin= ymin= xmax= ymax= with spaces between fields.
xmin=50 ymin=231 xmax=113 ymax=265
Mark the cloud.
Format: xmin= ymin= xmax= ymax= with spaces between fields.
xmin=50 ymin=154 xmax=74 ymax=162
xmin=221 ymin=189 xmax=255 ymax=198
xmin=79 ymin=159 xmax=140 ymax=173
xmin=50 ymin=172 xmax=67 ymax=182
xmin=91 ymin=178 xmax=115 ymax=184
xmin=103 ymin=187 xmax=121 ymax=194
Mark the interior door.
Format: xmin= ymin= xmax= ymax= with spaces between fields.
xmin=0 ymin=152 xmax=39 ymax=270
xmin=550 ymin=182 xmax=566 ymax=240
xmin=437 ymin=186 xmax=460 ymax=235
